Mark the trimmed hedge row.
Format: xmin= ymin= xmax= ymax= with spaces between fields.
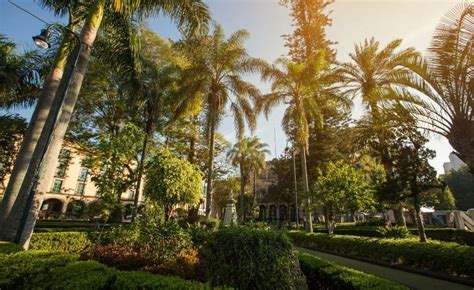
xmin=288 ymin=231 xmax=474 ymax=278
xmin=30 ymin=232 xmax=92 ymax=253
xmin=312 ymin=227 xmax=474 ymax=246
xmin=297 ymin=252 xmax=408 ymax=290
xmin=0 ymin=241 xmax=23 ymax=254
xmin=0 ymin=251 xmax=218 ymax=289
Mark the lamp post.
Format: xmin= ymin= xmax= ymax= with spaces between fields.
xmin=9 ymin=1 xmax=82 ymax=244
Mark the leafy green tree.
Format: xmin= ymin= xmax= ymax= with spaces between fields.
xmin=227 ymin=137 xmax=269 ymax=222
xmin=144 ymin=148 xmax=203 ymax=221
xmin=0 ymin=115 xmax=27 ymax=193
xmin=176 ymin=24 xmax=266 ymax=217
xmin=400 ymin=3 xmax=474 ymax=173
xmin=86 ymin=122 xmax=143 ymax=221
xmin=280 ymin=0 xmax=336 ymax=62
xmin=444 ymin=166 xmax=474 ymax=210
xmin=315 ymin=160 xmax=375 ymax=234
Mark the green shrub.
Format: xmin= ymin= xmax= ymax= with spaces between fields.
xmin=203 ymin=226 xmax=307 ymax=289
xmin=314 ymin=226 xmax=474 ymax=245
xmin=30 ymin=232 xmax=91 ymax=253
xmin=377 ymin=225 xmax=411 ymax=239
xmin=0 ymin=241 xmax=23 ymax=254
xmin=0 ymin=251 xmax=78 ymax=289
xmin=289 ymin=231 xmax=474 ymax=278
xmin=112 ymin=271 xmax=216 ymax=289
xmin=48 ymin=261 xmax=116 ymax=290
xmin=297 ymin=252 xmax=408 ymax=290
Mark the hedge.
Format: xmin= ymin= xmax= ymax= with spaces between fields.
xmin=297 ymin=252 xmax=409 ymax=290
xmin=30 ymin=232 xmax=92 ymax=253
xmin=0 ymin=251 xmax=218 ymax=289
xmin=288 ymin=231 xmax=474 ymax=278
xmin=313 ymin=227 xmax=474 ymax=246
xmin=0 ymin=241 xmax=23 ymax=254
xmin=202 ymin=226 xmax=307 ymax=289
xmin=0 ymin=251 xmax=78 ymax=289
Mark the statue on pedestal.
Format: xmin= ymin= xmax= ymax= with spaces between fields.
xmin=223 ymin=190 xmax=237 ymax=225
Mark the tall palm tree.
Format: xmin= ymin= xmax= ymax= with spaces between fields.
xmin=259 ymin=52 xmax=347 ymax=232
xmin=340 ymin=38 xmax=419 ymax=172
xmin=227 ymin=136 xmax=269 ymax=222
xmin=175 ymin=24 xmax=266 ymax=218
xmin=0 ymin=0 xmax=210 ymax=246
xmin=340 ymin=38 xmax=419 ymax=226
xmin=399 ymin=3 xmax=473 ymax=173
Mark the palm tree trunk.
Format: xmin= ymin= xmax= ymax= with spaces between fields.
xmin=0 ymin=30 xmax=74 ymax=242
xmin=300 ymin=145 xmax=313 ymax=232
xmin=239 ymin=163 xmax=245 ymax=224
xmin=413 ymin=191 xmax=427 ymax=242
xmin=205 ymin=119 xmax=216 ymax=218
xmin=253 ymin=171 xmax=257 ymax=202
xmin=6 ymin=0 xmax=105 ymax=247
xmin=132 ymin=114 xmax=152 ymax=222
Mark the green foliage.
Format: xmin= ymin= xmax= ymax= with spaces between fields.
xmin=297 ymin=252 xmax=408 ymax=290
xmin=0 ymin=114 xmax=27 ymax=189
xmin=202 ymin=226 xmax=307 ymax=289
xmin=145 ymin=147 xmax=203 ymax=220
xmin=444 ymin=166 xmax=474 ymax=210
xmin=0 ymin=241 xmax=23 ymax=254
xmin=113 ymin=271 xmax=217 ymax=289
xmin=288 ymin=231 xmax=474 ymax=278
xmin=87 ymin=122 xmax=143 ymax=219
xmin=315 ymin=161 xmax=375 ymax=232
xmin=0 ymin=251 xmax=78 ymax=289
xmin=0 ymin=250 xmax=212 ymax=290
xmin=48 ymin=261 xmax=116 ymax=290
xmin=30 ymin=232 xmax=91 ymax=253
xmin=377 ymin=225 xmax=411 ymax=239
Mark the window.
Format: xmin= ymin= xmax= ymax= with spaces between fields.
xmin=51 ymin=179 xmax=63 ymax=193
xmin=55 ymin=149 xmax=71 ymax=178
xmin=78 ymin=167 xmax=88 ymax=181
xmin=75 ymin=182 xmax=86 ymax=195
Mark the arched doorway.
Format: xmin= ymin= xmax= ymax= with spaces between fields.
xmin=40 ymin=198 xmax=63 ymax=219
xmin=259 ymin=205 xmax=267 ymax=221
xmin=66 ymin=200 xmax=86 ymax=219
xmin=269 ymin=204 xmax=277 ymax=222
xmin=279 ymin=205 xmax=288 ymax=221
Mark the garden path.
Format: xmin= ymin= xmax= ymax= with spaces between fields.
xmin=295 ymin=246 xmax=472 ymax=290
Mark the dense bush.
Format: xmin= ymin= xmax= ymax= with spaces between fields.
xmin=0 ymin=251 xmax=78 ymax=289
xmin=202 ymin=226 xmax=307 ymax=289
xmin=289 ymin=231 xmax=474 ymax=278
xmin=314 ymin=226 xmax=474 ymax=245
xmin=297 ymin=252 xmax=408 ymax=290
xmin=48 ymin=261 xmax=116 ymax=290
xmin=0 ymin=241 xmax=23 ymax=254
xmin=377 ymin=225 xmax=411 ymax=239
xmin=0 ymin=250 xmax=214 ymax=289
xmin=30 ymin=232 xmax=91 ymax=253
xmin=89 ymin=213 xmax=200 ymax=280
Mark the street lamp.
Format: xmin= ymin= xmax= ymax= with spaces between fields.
xmin=32 ymin=29 xmax=51 ymax=49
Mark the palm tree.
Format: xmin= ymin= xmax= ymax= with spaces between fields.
xmin=399 ymin=3 xmax=473 ymax=173
xmin=227 ymin=137 xmax=269 ymax=222
xmin=259 ymin=52 xmax=346 ymax=232
xmin=175 ymin=24 xmax=266 ymax=218
xmin=340 ymin=38 xmax=419 ymax=226
xmin=0 ymin=0 xmax=210 ymax=246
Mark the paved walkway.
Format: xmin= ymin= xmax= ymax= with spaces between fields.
xmin=295 ymin=246 xmax=472 ymax=290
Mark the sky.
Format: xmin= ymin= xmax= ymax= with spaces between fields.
xmin=0 ymin=0 xmax=460 ymax=174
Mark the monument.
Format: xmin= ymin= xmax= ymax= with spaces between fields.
xmin=223 ymin=190 xmax=237 ymax=225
